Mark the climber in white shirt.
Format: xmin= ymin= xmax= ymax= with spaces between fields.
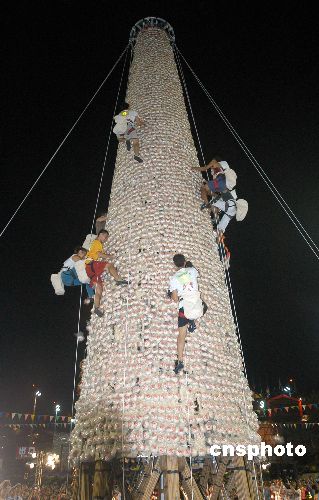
xmin=114 ymin=101 xmax=144 ymax=163
xmin=169 ymin=254 xmax=207 ymax=375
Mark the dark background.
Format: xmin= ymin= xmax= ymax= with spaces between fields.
xmin=1 ymin=0 xmax=319 ymax=416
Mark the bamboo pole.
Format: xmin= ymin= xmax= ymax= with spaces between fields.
xmin=179 ymin=458 xmax=204 ymax=500
xmin=133 ymin=458 xmax=161 ymax=500
xmin=209 ymin=457 xmax=229 ymax=500
xmin=162 ymin=456 xmax=180 ymax=500
xmin=80 ymin=462 xmax=91 ymax=500
xmin=233 ymin=456 xmax=253 ymax=500
xmin=92 ymin=460 xmax=113 ymax=500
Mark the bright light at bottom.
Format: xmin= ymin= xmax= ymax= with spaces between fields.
xmin=46 ymin=453 xmax=59 ymax=470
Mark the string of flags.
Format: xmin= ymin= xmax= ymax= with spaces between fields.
xmin=0 ymin=411 xmax=72 ymax=422
xmin=255 ymin=403 xmax=319 ymax=415
xmin=270 ymin=422 xmax=319 ymax=430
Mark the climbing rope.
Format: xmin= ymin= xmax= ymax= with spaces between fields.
xmin=176 ymin=46 xmax=319 ymax=261
xmin=0 ymin=45 xmax=129 ymax=240
xmin=66 ymin=285 xmax=83 ymax=488
xmin=183 ymin=342 xmax=194 ymax=500
xmin=173 ymin=46 xmax=207 ymax=172
xmin=121 ymin=195 xmax=132 ymax=499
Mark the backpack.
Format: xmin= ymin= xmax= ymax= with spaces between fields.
xmin=74 ymin=260 xmax=90 ymax=284
xmin=113 ymin=113 xmax=127 ymax=135
xmin=82 ymin=234 xmax=97 ymax=251
xmin=235 ymin=199 xmax=248 ymax=221
xmin=50 ymin=272 xmax=65 ymax=295
xmin=182 ymin=290 xmax=204 ymax=320
xmin=219 ymin=160 xmax=237 ymax=190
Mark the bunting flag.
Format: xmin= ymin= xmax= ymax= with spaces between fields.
xmin=256 ymin=403 xmax=319 ymax=414
xmin=0 ymin=411 xmax=72 ymax=423
xmin=0 ymin=422 xmax=72 ymax=429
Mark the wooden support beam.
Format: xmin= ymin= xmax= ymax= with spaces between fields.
xmin=92 ymin=460 xmax=113 ymax=500
xmin=180 ymin=458 xmax=204 ymax=500
xmin=225 ymin=468 xmax=236 ymax=495
xmin=161 ymin=456 xmax=180 ymax=500
xmin=232 ymin=456 xmax=255 ymax=500
xmin=209 ymin=457 xmax=229 ymax=500
xmin=244 ymin=458 xmax=259 ymax=500
xmin=80 ymin=462 xmax=91 ymax=500
xmin=133 ymin=458 xmax=161 ymax=500
xmin=71 ymin=467 xmax=79 ymax=500
xmin=199 ymin=457 xmax=213 ymax=493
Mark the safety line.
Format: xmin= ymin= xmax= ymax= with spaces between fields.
xmin=0 ymin=45 xmax=129 ymax=240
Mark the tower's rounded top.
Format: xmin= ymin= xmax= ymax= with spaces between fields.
xmin=129 ymin=17 xmax=175 ymax=45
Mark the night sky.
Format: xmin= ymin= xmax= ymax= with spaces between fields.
xmin=2 ymin=1 xmax=319 ymax=417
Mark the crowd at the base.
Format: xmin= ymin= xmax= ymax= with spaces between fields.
xmin=2 ymin=477 xmax=319 ymax=499
xmin=0 ymin=481 xmax=70 ymax=499
xmin=261 ymin=478 xmax=319 ymax=499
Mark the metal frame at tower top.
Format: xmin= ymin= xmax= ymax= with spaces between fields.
xmin=129 ymin=17 xmax=175 ymax=45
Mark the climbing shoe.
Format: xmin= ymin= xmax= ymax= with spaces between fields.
xmin=94 ymin=307 xmax=104 ymax=317
xmin=174 ymin=360 xmax=184 ymax=374
xmin=126 ymin=140 xmax=131 ymax=151
xmin=115 ymin=279 xmax=130 ymax=285
xmin=134 ymin=155 xmax=143 ymax=163
xmin=83 ymin=297 xmax=94 ymax=305
xmin=188 ymin=321 xmax=197 ymax=333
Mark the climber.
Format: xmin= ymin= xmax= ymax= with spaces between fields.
xmin=210 ymin=191 xmax=248 ymax=242
xmin=113 ymin=101 xmax=144 ymax=163
xmin=169 ymin=254 xmax=207 ymax=374
xmin=191 ymin=157 xmax=237 ymax=210
xmin=85 ymin=229 xmax=128 ymax=317
xmin=61 ymin=247 xmax=95 ymax=304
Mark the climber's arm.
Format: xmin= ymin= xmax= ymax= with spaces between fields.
xmin=192 ymin=165 xmax=210 ymax=172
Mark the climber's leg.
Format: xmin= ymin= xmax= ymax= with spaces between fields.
xmin=215 ymin=202 xmax=236 ymax=235
xmin=174 ymin=308 xmax=189 ymax=373
xmin=93 ymin=283 xmax=104 ymax=317
xmin=132 ymin=139 xmax=143 ymax=163
xmin=177 ymin=325 xmax=188 ymax=362
xmin=104 ymin=263 xmax=128 ymax=285
xmin=85 ymin=284 xmax=94 ymax=298
xmin=132 ymin=138 xmax=140 ymax=156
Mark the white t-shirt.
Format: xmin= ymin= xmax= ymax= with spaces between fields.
xmin=63 ymin=255 xmax=76 ymax=269
xmin=127 ymin=110 xmax=138 ymax=126
xmin=169 ymin=267 xmax=199 ymax=307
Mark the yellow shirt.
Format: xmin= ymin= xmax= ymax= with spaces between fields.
xmin=86 ymin=239 xmax=103 ymax=263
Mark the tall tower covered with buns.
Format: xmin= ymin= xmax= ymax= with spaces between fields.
xmin=71 ymin=18 xmax=259 ymax=499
